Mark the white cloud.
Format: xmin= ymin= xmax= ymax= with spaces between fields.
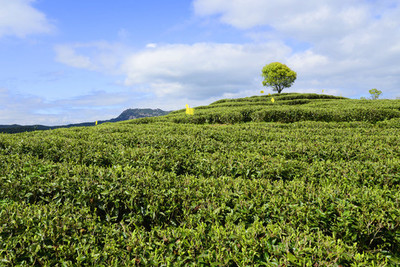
xmin=287 ymin=50 xmax=329 ymax=76
xmin=54 ymin=42 xmax=129 ymax=74
xmin=121 ymin=42 xmax=291 ymax=98
xmin=193 ymin=0 xmax=371 ymax=34
xmin=0 ymin=0 xmax=53 ymax=38
xmin=53 ymin=35 xmax=400 ymax=107
xmin=54 ymin=41 xmax=293 ymax=100
xmin=0 ymin=87 xmax=52 ymax=125
xmin=146 ymin=43 xmax=157 ymax=49
xmin=58 ymin=91 xmax=129 ymax=107
xmin=54 ymin=45 xmax=95 ymax=70
xmin=0 ymin=88 xmax=136 ymax=125
xmin=193 ymin=0 xmax=400 ymax=98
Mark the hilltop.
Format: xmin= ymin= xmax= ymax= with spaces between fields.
xmin=128 ymin=92 xmax=400 ymax=125
xmin=0 ymin=93 xmax=399 ymax=265
xmin=109 ymin=108 xmax=169 ymax=122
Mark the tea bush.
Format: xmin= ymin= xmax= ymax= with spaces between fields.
xmin=1 ymin=94 xmax=399 ymax=265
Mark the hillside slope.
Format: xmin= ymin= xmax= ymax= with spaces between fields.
xmin=0 ymin=93 xmax=399 ymax=265
xmin=163 ymin=93 xmax=400 ymax=124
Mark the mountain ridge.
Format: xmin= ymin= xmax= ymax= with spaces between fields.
xmin=0 ymin=108 xmax=170 ymax=134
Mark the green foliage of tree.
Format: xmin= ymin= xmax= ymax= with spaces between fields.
xmin=369 ymin=88 xmax=382 ymax=100
xmin=261 ymin=62 xmax=297 ymax=94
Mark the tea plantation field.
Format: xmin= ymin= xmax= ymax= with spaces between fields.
xmin=1 ymin=93 xmax=399 ymax=266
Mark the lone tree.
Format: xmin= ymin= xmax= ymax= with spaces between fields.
xmin=369 ymin=88 xmax=382 ymax=100
xmin=261 ymin=62 xmax=297 ymax=94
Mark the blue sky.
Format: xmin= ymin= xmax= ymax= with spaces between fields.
xmin=1 ymin=0 xmax=399 ymax=125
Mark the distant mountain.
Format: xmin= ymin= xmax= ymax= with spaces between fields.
xmin=109 ymin=108 xmax=170 ymax=122
xmin=0 ymin=108 xmax=171 ymax=134
xmin=0 ymin=124 xmax=52 ymax=134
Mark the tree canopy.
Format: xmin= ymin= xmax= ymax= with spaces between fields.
xmin=369 ymin=88 xmax=382 ymax=100
xmin=261 ymin=62 xmax=297 ymax=94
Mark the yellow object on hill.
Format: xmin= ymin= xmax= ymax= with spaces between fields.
xmin=186 ymin=104 xmax=194 ymax=115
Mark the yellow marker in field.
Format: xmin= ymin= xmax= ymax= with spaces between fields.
xmin=271 ymin=98 xmax=275 ymax=103
xmin=185 ymin=104 xmax=194 ymax=115
xmin=95 ymin=121 xmax=98 ymax=126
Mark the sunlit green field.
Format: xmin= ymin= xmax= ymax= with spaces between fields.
xmin=1 ymin=93 xmax=399 ymax=266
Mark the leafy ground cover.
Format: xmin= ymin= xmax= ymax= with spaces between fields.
xmin=0 ymin=93 xmax=399 ymax=266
